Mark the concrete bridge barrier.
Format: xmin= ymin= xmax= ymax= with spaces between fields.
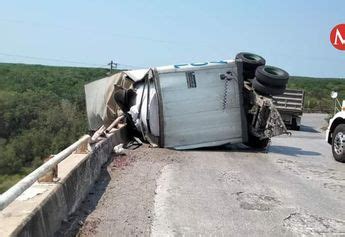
xmin=0 ymin=127 xmax=127 ymax=237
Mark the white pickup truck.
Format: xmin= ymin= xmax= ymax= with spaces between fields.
xmin=326 ymin=105 xmax=345 ymax=162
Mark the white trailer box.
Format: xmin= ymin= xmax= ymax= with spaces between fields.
xmin=154 ymin=61 xmax=246 ymax=149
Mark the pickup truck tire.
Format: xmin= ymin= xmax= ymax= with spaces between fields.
xmin=245 ymin=134 xmax=270 ymax=149
xmin=252 ymin=78 xmax=286 ymax=96
xmin=332 ymin=124 xmax=345 ymax=162
xmin=255 ymin=65 xmax=289 ymax=87
xmin=236 ymin=52 xmax=265 ymax=80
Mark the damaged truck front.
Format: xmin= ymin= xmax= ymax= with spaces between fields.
xmin=85 ymin=52 xmax=289 ymax=150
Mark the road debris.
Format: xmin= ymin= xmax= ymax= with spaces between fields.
xmin=113 ymin=144 xmax=125 ymax=155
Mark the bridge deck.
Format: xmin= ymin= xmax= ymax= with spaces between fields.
xmin=63 ymin=114 xmax=345 ymax=236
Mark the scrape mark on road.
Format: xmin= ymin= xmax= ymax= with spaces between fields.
xmin=283 ymin=212 xmax=345 ymax=235
xmin=235 ymin=192 xmax=281 ymax=211
xmin=151 ymin=164 xmax=175 ymax=237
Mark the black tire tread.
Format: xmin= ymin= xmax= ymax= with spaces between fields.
xmin=236 ymin=52 xmax=265 ymax=80
xmin=252 ymin=78 xmax=286 ymax=96
xmin=255 ymin=65 xmax=289 ymax=87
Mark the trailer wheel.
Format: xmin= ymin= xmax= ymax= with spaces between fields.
xmin=255 ymin=65 xmax=289 ymax=87
xmin=332 ymin=124 xmax=345 ymax=162
xmin=252 ymin=78 xmax=286 ymax=96
xmin=292 ymin=118 xmax=300 ymax=130
xmin=236 ymin=52 xmax=265 ymax=80
xmin=245 ymin=134 xmax=270 ymax=149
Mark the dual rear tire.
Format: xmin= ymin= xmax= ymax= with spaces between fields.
xmin=253 ymin=65 xmax=289 ymax=96
xmin=237 ymin=52 xmax=289 ymax=149
xmin=236 ymin=52 xmax=289 ymax=96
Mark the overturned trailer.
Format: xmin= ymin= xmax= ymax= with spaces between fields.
xmin=85 ymin=53 xmax=290 ymax=149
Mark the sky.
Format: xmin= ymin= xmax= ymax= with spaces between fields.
xmin=0 ymin=0 xmax=344 ymax=77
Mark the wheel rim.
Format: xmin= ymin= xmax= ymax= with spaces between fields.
xmin=334 ymin=132 xmax=344 ymax=155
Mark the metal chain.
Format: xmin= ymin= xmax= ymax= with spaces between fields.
xmin=223 ymin=79 xmax=229 ymax=110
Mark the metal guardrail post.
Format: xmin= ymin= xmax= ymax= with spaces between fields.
xmin=0 ymin=135 xmax=91 ymax=211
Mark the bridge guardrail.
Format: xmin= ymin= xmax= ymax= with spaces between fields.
xmin=0 ymin=134 xmax=90 ymax=211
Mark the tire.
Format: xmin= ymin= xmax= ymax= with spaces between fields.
xmin=245 ymin=134 xmax=270 ymax=149
xmin=236 ymin=52 xmax=265 ymax=80
xmin=332 ymin=124 xmax=345 ymax=162
xmin=252 ymin=78 xmax=286 ymax=96
xmin=255 ymin=65 xmax=289 ymax=87
xmin=291 ymin=118 xmax=300 ymax=130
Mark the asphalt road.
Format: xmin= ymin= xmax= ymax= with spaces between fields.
xmin=72 ymin=113 xmax=345 ymax=237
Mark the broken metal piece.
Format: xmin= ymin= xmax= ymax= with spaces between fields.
xmin=91 ymin=125 xmax=106 ymax=143
xmin=106 ymin=115 xmax=125 ymax=133
xmin=114 ymin=144 xmax=126 ymax=155
xmin=248 ymin=92 xmax=289 ymax=139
